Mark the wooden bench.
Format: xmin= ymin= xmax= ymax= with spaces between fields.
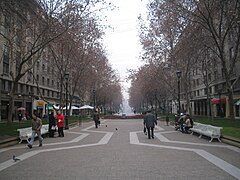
xmin=17 ymin=124 xmax=49 ymax=144
xmin=190 ymin=122 xmax=222 ymax=142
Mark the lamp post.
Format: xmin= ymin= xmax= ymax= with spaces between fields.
xmin=176 ymin=70 xmax=182 ymax=114
xmin=93 ymin=89 xmax=96 ymax=110
xmin=218 ymin=88 xmax=222 ymax=117
xmin=155 ymin=89 xmax=157 ymax=120
xmin=65 ymin=72 xmax=69 ymax=130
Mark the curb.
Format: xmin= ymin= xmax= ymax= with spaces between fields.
xmin=222 ymin=136 xmax=240 ymax=148
xmin=0 ymin=137 xmax=19 ymax=148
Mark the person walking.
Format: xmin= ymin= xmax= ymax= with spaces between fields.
xmin=48 ymin=111 xmax=56 ymax=137
xmin=27 ymin=114 xmax=43 ymax=148
xmin=93 ymin=110 xmax=100 ymax=128
xmin=143 ymin=110 xmax=157 ymax=139
xmin=56 ymin=110 xmax=64 ymax=137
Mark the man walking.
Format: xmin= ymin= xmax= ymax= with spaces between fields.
xmin=93 ymin=109 xmax=100 ymax=128
xmin=27 ymin=113 xmax=43 ymax=148
xmin=143 ymin=110 xmax=157 ymax=139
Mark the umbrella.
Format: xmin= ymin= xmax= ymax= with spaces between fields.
xmin=71 ymin=105 xmax=80 ymax=110
xmin=62 ymin=105 xmax=80 ymax=110
xmin=53 ymin=105 xmax=60 ymax=110
xmin=17 ymin=107 xmax=25 ymax=111
xmin=79 ymin=105 xmax=94 ymax=110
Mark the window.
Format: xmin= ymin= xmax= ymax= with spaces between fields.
xmin=4 ymin=14 xmax=11 ymax=35
xmin=47 ymin=78 xmax=50 ymax=86
xmin=221 ymin=68 xmax=225 ymax=79
xmin=42 ymin=89 xmax=44 ymax=96
xmin=214 ymin=71 xmax=218 ymax=80
xmin=2 ymin=79 xmax=6 ymax=90
xmin=47 ymin=66 xmax=50 ymax=73
xmin=209 ymin=87 xmax=212 ymax=94
xmin=208 ymin=73 xmax=211 ymax=82
xmin=215 ymin=85 xmax=218 ymax=93
xmin=20 ymin=84 xmax=24 ymax=93
xmin=26 ymin=85 xmax=29 ymax=94
xmin=204 ymin=88 xmax=207 ymax=95
xmin=36 ymin=75 xmax=39 ymax=83
xmin=8 ymin=81 xmax=12 ymax=91
xmin=196 ymin=79 xmax=199 ymax=86
xmin=42 ymin=77 xmax=45 ymax=85
xmin=3 ymin=45 xmax=9 ymax=74
xmin=37 ymin=61 xmax=40 ymax=70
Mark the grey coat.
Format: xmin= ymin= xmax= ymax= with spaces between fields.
xmin=144 ymin=113 xmax=157 ymax=128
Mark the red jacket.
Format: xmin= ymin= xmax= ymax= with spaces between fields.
xmin=56 ymin=113 xmax=65 ymax=128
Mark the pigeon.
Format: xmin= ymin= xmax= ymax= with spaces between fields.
xmin=13 ymin=155 xmax=21 ymax=162
xmin=115 ymin=128 xmax=118 ymax=131
xmin=106 ymin=125 xmax=107 ymax=127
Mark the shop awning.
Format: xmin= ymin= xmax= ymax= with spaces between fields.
xmin=211 ymin=98 xmax=226 ymax=104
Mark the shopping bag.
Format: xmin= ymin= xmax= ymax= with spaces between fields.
xmin=143 ymin=126 xmax=147 ymax=135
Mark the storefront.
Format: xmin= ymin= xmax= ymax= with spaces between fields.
xmin=211 ymin=98 xmax=226 ymax=117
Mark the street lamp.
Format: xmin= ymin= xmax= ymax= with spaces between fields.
xmin=218 ymin=88 xmax=222 ymax=117
xmin=176 ymin=70 xmax=182 ymax=114
xmin=93 ymin=89 xmax=96 ymax=109
xmin=65 ymin=72 xmax=69 ymax=130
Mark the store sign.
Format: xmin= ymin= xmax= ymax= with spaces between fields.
xmin=36 ymin=101 xmax=44 ymax=107
xmin=48 ymin=103 xmax=53 ymax=110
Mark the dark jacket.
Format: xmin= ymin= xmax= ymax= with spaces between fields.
xmin=48 ymin=114 xmax=56 ymax=127
xmin=93 ymin=113 xmax=99 ymax=122
xmin=144 ymin=112 xmax=157 ymax=128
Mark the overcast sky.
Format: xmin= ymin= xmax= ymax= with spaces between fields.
xmin=102 ymin=0 xmax=148 ymax=100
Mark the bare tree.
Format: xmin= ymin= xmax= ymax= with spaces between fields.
xmin=183 ymin=0 xmax=240 ymax=119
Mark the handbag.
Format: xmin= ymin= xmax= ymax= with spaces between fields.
xmin=143 ymin=126 xmax=147 ymax=135
xmin=51 ymin=125 xmax=56 ymax=131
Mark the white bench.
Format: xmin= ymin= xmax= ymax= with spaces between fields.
xmin=190 ymin=122 xmax=222 ymax=142
xmin=17 ymin=124 xmax=49 ymax=144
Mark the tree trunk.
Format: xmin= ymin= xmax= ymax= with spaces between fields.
xmin=7 ymin=95 xmax=14 ymax=125
xmin=227 ymin=88 xmax=235 ymax=120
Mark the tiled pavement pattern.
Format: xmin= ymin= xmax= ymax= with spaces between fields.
xmin=0 ymin=119 xmax=240 ymax=180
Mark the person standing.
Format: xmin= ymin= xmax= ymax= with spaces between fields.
xmin=18 ymin=112 xmax=23 ymax=122
xmin=48 ymin=111 xmax=56 ymax=137
xmin=143 ymin=110 xmax=157 ymax=139
xmin=56 ymin=110 xmax=64 ymax=137
xmin=27 ymin=114 xmax=43 ymax=148
xmin=166 ymin=115 xmax=169 ymax=126
xmin=93 ymin=110 xmax=100 ymax=128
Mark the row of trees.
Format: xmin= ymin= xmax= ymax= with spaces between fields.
xmin=129 ymin=0 xmax=240 ymax=119
xmin=0 ymin=0 xmax=122 ymax=124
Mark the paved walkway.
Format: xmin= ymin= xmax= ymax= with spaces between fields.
xmin=0 ymin=119 xmax=240 ymax=179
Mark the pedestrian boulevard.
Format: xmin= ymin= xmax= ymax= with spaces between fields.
xmin=0 ymin=119 xmax=240 ymax=180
